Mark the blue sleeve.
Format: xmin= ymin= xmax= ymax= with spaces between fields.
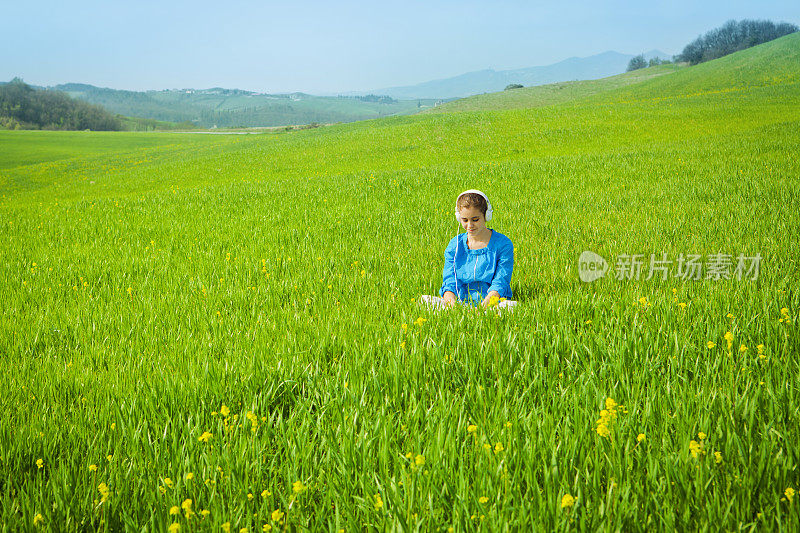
xmin=439 ymin=238 xmax=458 ymax=297
xmin=488 ymin=239 xmax=513 ymax=298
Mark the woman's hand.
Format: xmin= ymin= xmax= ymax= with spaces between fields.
xmin=442 ymin=291 xmax=458 ymax=307
xmin=481 ymin=291 xmax=501 ymax=308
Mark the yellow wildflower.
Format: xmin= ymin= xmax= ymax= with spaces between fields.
xmin=220 ymin=405 xmax=230 ymax=418
xmin=724 ymin=331 xmax=734 ymax=349
xmin=201 ymin=509 xmax=210 ymax=517
xmin=222 ymin=523 xmax=231 ymax=533
xmin=785 ymin=487 xmax=795 ymax=503
xmin=170 ymin=506 xmax=180 ymax=515
xmin=261 ymin=489 xmax=271 ymax=498
xmin=182 ymin=499 xmax=193 ymax=519
xmin=98 ymin=482 xmax=110 ymax=502
xmin=739 ymin=344 xmax=748 ymax=353
xmin=467 ymin=424 xmax=477 ymax=433
xmin=494 ymin=442 xmax=504 ymax=453
xmin=698 ymin=432 xmax=707 ymax=440
xmin=596 ymin=398 xmax=619 ymax=438
xmin=714 ymin=451 xmax=723 ymax=464
xmin=89 ymin=464 xmax=98 ymax=472
xmin=168 ymin=524 xmax=180 ymax=533
xmin=36 ymin=459 xmax=43 ymax=469
xmin=706 ymin=341 xmax=716 ymax=349
xmin=374 ymin=493 xmax=383 ymax=510
xmin=33 ymin=513 xmax=44 ymax=526
xmin=415 ymin=454 xmax=425 ymax=466
xmin=263 ymin=525 xmax=272 ymax=532
xmin=292 ymin=480 xmax=306 ymax=494
xmin=185 ymin=472 xmax=194 ymax=481
xmin=271 ymin=509 xmax=284 ymax=522
xmin=164 ymin=478 xmax=174 ymax=488
xmin=198 ymin=431 xmax=213 ymax=443
xmin=689 ymin=440 xmax=704 ymax=459
xmin=414 ymin=316 xmax=427 ymax=327
xmin=637 ymin=434 xmax=645 ymax=442
xmin=505 ymin=422 xmax=512 ymax=428
xmin=479 ymin=496 xmax=489 ymax=504
xmin=561 ymin=493 xmax=575 ymax=508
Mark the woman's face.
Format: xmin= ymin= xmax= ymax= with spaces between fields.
xmin=458 ymin=205 xmax=486 ymax=235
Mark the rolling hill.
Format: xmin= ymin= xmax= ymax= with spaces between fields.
xmin=429 ymin=32 xmax=799 ymax=113
xmin=51 ymin=84 xmax=445 ymax=128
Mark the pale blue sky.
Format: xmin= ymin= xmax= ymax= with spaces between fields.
xmin=4 ymin=0 xmax=799 ymax=94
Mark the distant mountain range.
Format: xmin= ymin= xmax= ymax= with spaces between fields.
xmin=359 ymin=50 xmax=672 ymax=99
xmin=39 ymin=84 xmax=441 ymax=128
xmin=3 ymin=49 xmax=672 ymax=127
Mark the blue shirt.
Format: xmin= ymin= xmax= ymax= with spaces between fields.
xmin=439 ymin=229 xmax=514 ymax=306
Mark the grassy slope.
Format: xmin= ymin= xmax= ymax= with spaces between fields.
xmin=0 ymin=34 xmax=799 ymax=531
xmin=424 ymin=64 xmax=684 ymax=113
xmin=427 ymin=32 xmax=800 ymax=113
xmin=603 ymin=32 xmax=800 ymax=100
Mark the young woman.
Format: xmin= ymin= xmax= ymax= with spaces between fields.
xmin=421 ymin=190 xmax=517 ymax=311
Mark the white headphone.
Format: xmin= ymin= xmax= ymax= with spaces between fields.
xmin=453 ymin=190 xmax=493 ymax=303
xmin=454 ymin=189 xmax=493 ymax=221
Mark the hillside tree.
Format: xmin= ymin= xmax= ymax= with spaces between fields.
xmin=626 ymin=55 xmax=647 ymax=71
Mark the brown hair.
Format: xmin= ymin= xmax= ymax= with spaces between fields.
xmin=456 ymin=192 xmax=488 ymax=217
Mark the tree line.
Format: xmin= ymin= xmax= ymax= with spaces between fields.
xmin=627 ymin=19 xmax=798 ymax=72
xmin=678 ymin=19 xmax=798 ymax=65
xmin=0 ymin=78 xmax=123 ymax=130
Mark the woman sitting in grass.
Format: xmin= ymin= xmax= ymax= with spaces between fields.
xmin=421 ymin=190 xmax=517 ymax=311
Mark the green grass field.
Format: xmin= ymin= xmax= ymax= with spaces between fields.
xmin=1 ymin=33 xmax=799 ymax=531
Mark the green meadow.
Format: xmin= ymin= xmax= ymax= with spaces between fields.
xmin=1 ymin=33 xmax=799 ymax=531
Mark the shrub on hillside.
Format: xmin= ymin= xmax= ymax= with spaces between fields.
xmin=626 ymin=55 xmax=647 ymax=72
xmin=677 ymin=19 xmax=799 ymax=65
